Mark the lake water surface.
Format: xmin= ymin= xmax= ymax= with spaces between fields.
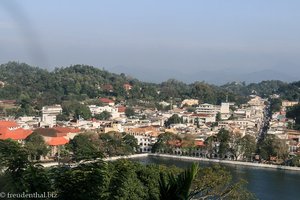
xmin=130 ymin=156 xmax=300 ymax=200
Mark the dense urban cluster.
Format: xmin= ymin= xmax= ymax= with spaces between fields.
xmin=1 ymin=62 xmax=300 ymax=199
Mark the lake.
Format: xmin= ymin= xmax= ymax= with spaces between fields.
xmin=130 ymin=156 xmax=300 ymax=200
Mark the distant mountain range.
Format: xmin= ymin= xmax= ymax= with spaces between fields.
xmin=108 ymin=66 xmax=298 ymax=85
xmin=190 ymin=69 xmax=299 ymax=85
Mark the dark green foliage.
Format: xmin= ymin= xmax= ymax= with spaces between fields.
xmin=99 ymin=132 xmax=138 ymax=156
xmin=0 ymin=139 xmax=29 ymax=172
xmin=239 ymin=135 xmax=256 ymax=161
xmin=94 ymin=111 xmax=112 ymax=120
xmin=125 ymin=107 xmax=136 ymax=118
xmin=164 ymin=114 xmax=183 ymax=127
xmin=290 ymin=155 xmax=300 ymax=167
xmin=257 ymin=134 xmax=289 ymax=161
xmin=286 ymin=104 xmax=300 ymax=130
xmin=0 ymin=140 xmax=254 ymax=200
xmin=270 ymin=98 xmax=282 ymax=113
xmin=61 ymin=101 xmax=92 ymax=120
xmin=159 ymin=163 xmax=199 ymax=200
xmin=152 ymin=132 xmax=181 ymax=153
xmin=67 ymin=134 xmax=103 ymax=161
xmin=25 ymin=132 xmax=49 ymax=161
xmin=53 ymin=160 xmax=110 ymax=200
xmin=0 ymin=62 xmax=271 ymax=113
xmin=217 ymin=129 xmax=231 ymax=158
xmin=159 ymin=163 xmax=256 ymax=200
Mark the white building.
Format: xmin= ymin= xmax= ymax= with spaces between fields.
xmin=220 ymin=103 xmax=231 ymax=120
xmin=88 ymin=105 xmax=119 ymax=119
xmin=196 ymin=103 xmax=220 ymax=115
xmin=126 ymin=126 xmax=160 ymax=152
xmin=41 ymin=105 xmax=62 ymax=128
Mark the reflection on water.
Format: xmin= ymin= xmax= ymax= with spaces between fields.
xmin=130 ymin=156 xmax=300 ymax=200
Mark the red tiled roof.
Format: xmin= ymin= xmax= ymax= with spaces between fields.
xmin=53 ymin=127 xmax=81 ymax=134
xmin=191 ymin=114 xmax=211 ymax=117
xmin=117 ymin=106 xmax=126 ymax=113
xmin=0 ymin=120 xmax=18 ymax=127
xmin=0 ymin=127 xmax=32 ymax=140
xmin=99 ymin=98 xmax=114 ymax=103
xmin=195 ymin=141 xmax=205 ymax=147
xmin=34 ymin=128 xmax=67 ymax=137
xmin=47 ymin=137 xmax=69 ymax=146
xmin=167 ymin=139 xmax=182 ymax=147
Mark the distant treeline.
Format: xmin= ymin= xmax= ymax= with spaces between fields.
xmin=0 ymin=62 xmax=299 ymax=109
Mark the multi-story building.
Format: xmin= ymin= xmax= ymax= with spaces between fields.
xmin=196 ymin=103 xmax=219 ymax=115
xmin=125 ymin=126 xmax=160 ymax=152
xmin=41 ymin=105 xmax=62 ymax=128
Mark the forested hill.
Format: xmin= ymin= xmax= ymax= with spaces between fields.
xmin=0 ymin=62 xmax=299 ymax=108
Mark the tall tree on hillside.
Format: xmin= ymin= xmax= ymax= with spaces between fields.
xmin=286 ymin=104 xmax=300 ymax=130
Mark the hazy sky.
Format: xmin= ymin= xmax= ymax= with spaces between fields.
xmin=0 ymin=0 xmax=300 ymax=83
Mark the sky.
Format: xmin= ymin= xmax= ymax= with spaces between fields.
xmin=0 ymin=0 xmax=300 ymax=84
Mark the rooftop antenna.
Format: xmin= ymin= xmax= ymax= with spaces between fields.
xmin=226 ymin=94 xmax=228 ymax=103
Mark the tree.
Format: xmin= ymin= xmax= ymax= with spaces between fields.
xmin=53 ymin=160 xmax=110 ymax=200
xmin=75 ymin=104 xmax=92 ymax=120
xmin=0 ymin=139 xmax=29 ymax=172
xmin=94 ymin=111 xmax=112 ymax=120
xmin=204 ymin=136 xmax=217 ymax=158
xmin=125 ymin=107 xmax=136 ymax=118
xmin=258 ymin=134 xmax=289 ymax=161
xmin=108 ymin=159 xmax=146 ymax=200
xmin=239 ymin=135 xmax=256 ymax=161
xmin=290 ymin=155 xmax=300 ymax=167
xmin=286 ymin=104 xmax=300 ymax=130
xmin=152 ymin=132 xmax=180 ymax=153
xmin=164 ymin=114 xmax=183 ymax=127
xmin=159 ymin=163 xmax=255 ymax=200
xmin=217 ymin=129 xmax=231 ymax=158
xmin=24 ymin=132 xmax=49 ymax=161
xmin=216 ymin=112 xmax=221 ymax=121
xmin=229 ymin=132 xmax=243 ymax=160
xmin=67 ymin=134 xmax=103 ymax=161
xmin=192 ymin=164 xmax=256 ymax=200
xmin=269 ymin=98 xmax=282 ymax=113
xmin=122 ymin=134 xmax=139 ymax=154
xmin=159 ymin=163 xmax=199 ymax=200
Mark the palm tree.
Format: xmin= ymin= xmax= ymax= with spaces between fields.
xmin=159 ymin=163 xmax=199 ymax=200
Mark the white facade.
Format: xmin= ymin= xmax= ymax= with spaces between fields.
xmin=196 ymin=103 xmax=220 ymax=115
xmin=89 ymin=105 xmax=119 ymax=118
xmin=41 ymin=105 xmax=62 ymax=128
xmin=134 ymin=133 xmax=157 ymax=152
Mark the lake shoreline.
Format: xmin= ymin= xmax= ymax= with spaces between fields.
xmin=106 ymin=153 xmax=300 ymax=172
xmin=42 ymin=153 xmax=300 ymax=171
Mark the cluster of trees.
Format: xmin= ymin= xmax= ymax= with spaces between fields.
xmin=269 ymin=98 xmax=282 ymax=113
xmin=286 ymin=104 xmax=300 ymax=130
xmin=202 ymin=129 xmax=257 ymax=161
xmin=257 ymin=134 xmax=289 ymax=162
xmin=0 ymin=61 xmax=298 ymax=121
xmin=153 ymin=129 xmax=290 ymax=163
xmin=164 ymin=114 xmax=184 ymax=127
xmin=0 ymin=139 xmax=255 ymax=200
xmin=67 ymin=132 xmax=138 ymax=160
xmin=0 ymin=62 xmax=253 ymax=117
xmin=222 ymin=80 xmax=300 ymax=101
